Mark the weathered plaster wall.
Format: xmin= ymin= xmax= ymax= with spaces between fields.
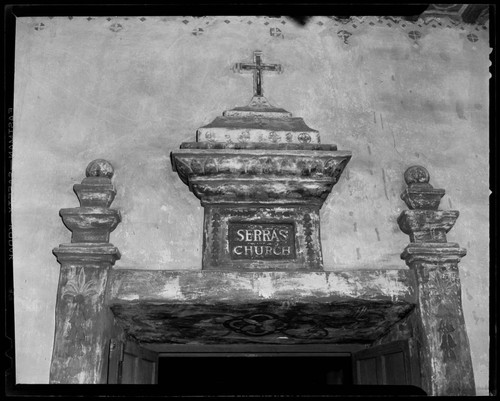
xmin=12 ymin=16 xmax=489 ymax=392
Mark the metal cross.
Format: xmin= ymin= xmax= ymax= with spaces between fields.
xmin=233 ymin=51 xmax=283 ymax=97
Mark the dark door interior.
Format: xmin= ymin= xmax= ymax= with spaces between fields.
xmin=110 ymin=340 xmax=426 ymax=395
xmin=156 ymin=350 xmax=426 ymax=396
xmin=158 ymin=354 xmax=352 ymax=395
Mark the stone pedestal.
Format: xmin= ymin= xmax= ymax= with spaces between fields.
xmin=172 ymin=52 xmax=351 ymax=271
xmin=172 ymin=90 xmax=351 ymax=270
xmin=50 ymin=160 xmax=122 ymax=384
xmin=397 ymin=166 xmax=475 ymax=396
xmin=173 ymin=145 xmax=350 ymax=270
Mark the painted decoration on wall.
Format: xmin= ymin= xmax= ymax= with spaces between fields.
xmin=61 ymin=268 xmax=97 ymax=306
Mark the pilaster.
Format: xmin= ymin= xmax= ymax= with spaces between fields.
xmin=50 ymin=160 xmax=121 ymax=384
xmin=398 ymin=166 xmax=475 ymax=395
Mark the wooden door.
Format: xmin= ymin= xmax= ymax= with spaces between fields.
xmin=107 ymin=339 xmax=158 ymax=384
xmin=352 ymin=339 xmax=421 ymax=387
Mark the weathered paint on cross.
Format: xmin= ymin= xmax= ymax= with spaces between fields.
xmin=233 ymin=51 xmax=283 ymax=96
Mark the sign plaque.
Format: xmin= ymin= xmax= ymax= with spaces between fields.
xmin=228 ymin=223 xmax=296 ymax=260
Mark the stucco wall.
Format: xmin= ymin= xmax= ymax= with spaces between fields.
xmin=12 ymin=16 xmax=489 ymax=393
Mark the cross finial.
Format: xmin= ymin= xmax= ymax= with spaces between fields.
xmin=232 ymin=50 xmax=283 ymax=97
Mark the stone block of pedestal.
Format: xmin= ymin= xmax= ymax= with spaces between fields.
xmin=202 ymin=205 xmax=323 ymax=270
xmin=172 ymin=147 xmax=351 ymax=270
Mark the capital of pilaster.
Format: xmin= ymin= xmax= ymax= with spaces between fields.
xmin=53 ymin=243 xmax=121 ymax=267
xmin=401 ymin=242 xmax=467 ymax=266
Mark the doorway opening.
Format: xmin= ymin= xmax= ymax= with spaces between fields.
xmin=117 ymin=341 xmax=426 ymax=395
xmin=158 ymin=353 xmax=352 ymax=395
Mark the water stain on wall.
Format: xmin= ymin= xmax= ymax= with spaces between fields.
xmin=455 ymin=100 xmax=467 ymax=120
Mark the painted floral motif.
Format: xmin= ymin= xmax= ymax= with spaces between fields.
xmin=354 ymin=306 xmax=368 ymax=318
xmin=61 ymin=268 xmax=98 ymax=342
xmin=117 ymin=301 xmax=413 ymax=344
xmin=408 ymin=30 xmax=422 ymax=41
xmin=62 ymin=268 xmax=97 ymax=305
xmin=270 ymin=27 xmax=284 ymax=39
xmin=238 ymin=131 xmax=251 ymax=143
xmin=285 ymin=132 xmax=293 ymax=142
xmin=221 ymin=312 xmax=374 ymax=339
xmin=298 ymin=132 xmax=311 ymax=143
xmin=438 ymin=319 xmax=457 ymax=360
xmin=109 ymin=23 xmax=123 ymax=32
xmin=283 ymin=316 xmax=328 ymax=339
xmin=337 ymin=30 xmax=352 ymax=44
xmin=211 ymin=213 xmax=221 ymax=265
xmin=224 ymin=313 xmax=287 ymax=336
xmin=173 ymin=314 xmax=233 ymax=338
xmin=432 ymin=269 xmax=457 ymax=299
xmin=303 ymin=213 xmax=315 ymax=261
xmin=466 ymin=33 xmax=478 ymax=42
xmin=205 ymin=132 xmax=215 ymax=142
xmin=268 ymin=131 xmax=281 ymax=143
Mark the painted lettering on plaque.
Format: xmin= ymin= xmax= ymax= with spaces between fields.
xmin=228 ymin=223 xmax=296 ymax=260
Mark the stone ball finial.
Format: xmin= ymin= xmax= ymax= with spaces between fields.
xmin=85 ymin=159 xmax=114 ymax=179
xmin=404 ymin=165 xmax=430 ymax=186
xmin=400 ymin=165 xmax=444 ymax=210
